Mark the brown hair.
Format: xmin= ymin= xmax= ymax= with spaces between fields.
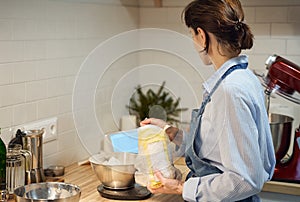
xmin=182 ymin=0 xmax=253 ymax=56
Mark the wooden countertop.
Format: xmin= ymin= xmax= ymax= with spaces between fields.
xmin=61 ymin=160 xmax=300 ymax=202
xmin=64 ymin=163 xmax=186 ymax=202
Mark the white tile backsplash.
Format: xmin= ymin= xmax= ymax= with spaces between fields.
xmin=12 ymin=102 xmax=37 ymax=126
xmin=0 ymin=19 xmax=12 ymax=40
xmin=58 ymin=95 xmax=72 ymax=114
xmin=23 ymin=41 xmax=47 ymax=60
xmin=58 ymin=57 xmax=82 ymax=76
xmin=287 ymin=39 xmax=300 ymax=55
xmin=37 ymin=98 xmax=59 ymax=119
xmin=288 ymin=6 xmax=300 ymax=22
xmin=47 ymin=78 xmax=65 ymax=97
xmin=57 ymin=130 xmax=76 ymax=151
xmin=36 ymin=20 xmax=57 ymax=40
xmin=255 ymin=7 xmax=288 ymax=23
xmin=36 ymin=59 xmax=60 ymax=80
xmin=57 ymin=113 xmax=75 ymax=133
xmin=0 ymin=0 xmax=299 ymax=168
xmin=0 ymin=63 xmax=13 ymax=85
xmin=0 ymin=107 xmax=13 ymax=127
xmin=0 ymin=83 xmax=26 ymax=107
xmin=45 ymin=40 xmax=81 ymax=59
xmin=43 ymin=140 xmax=58 ymax=157
xmin=13 ymin=62 xmax=36 ymax=83
xmin=13 ymin=20 xmax=37 ymax=40
xmin=55 ymin=21 xmax=76 ymax=39
xmin=243 ymin=7 xmax=255 ymax=23
xmin=45 ymin=1 xmax=76 ymax=21
xmin=0 ymin=41 xmax=24 ymax=63
xmin=254 ymin=39 xmax=287 ymax=54
xmin=249 ymin=23 xmax=271 ymax=38
xmin=26 ymin=80 xmax=48 ymax=102
xmin=271 ymin=23 xmax=300 ymax=38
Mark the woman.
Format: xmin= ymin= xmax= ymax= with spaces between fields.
xmin=140 ymin=0 xmax=275 ymax=201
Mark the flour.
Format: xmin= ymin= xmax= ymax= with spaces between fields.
xmin=137 ymin=125 xmax=179 ymax=188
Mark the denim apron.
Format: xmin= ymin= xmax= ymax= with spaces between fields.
xmin=185 ymin=63 xmax=254 ymax=202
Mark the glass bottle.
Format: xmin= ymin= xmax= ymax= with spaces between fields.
xmin=0 ymin=128 xmax=8 ymax=201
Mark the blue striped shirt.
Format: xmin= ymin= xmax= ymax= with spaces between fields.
xmin=182 ymin=55 xmax=276 ymax=201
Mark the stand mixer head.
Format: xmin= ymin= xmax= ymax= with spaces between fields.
xmin=264 ymin=55 xmax=300 ymax=103
xmin=263 ymin=54 xmax=300 ymax=183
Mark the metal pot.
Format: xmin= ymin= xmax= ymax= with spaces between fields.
xmin=13 ymin=182 xmax=81 ymax=202
xmin=269 ymin=113 xmax=293 ymax=163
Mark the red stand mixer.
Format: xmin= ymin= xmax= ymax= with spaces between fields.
xmin=263 ymin=55 xmax=300 ymax=183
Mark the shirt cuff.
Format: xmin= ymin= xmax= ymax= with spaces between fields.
xmin=163 ymin=124 xmax=171 ymax=131
xmin=183 ymin=177 xmax=201 ymax=202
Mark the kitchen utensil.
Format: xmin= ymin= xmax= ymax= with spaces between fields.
xmin=46 ymin=166 xmax=65 ymax=177
xmin=22 ymin=129 xmax=45 ymax=184
xmin=263 ymin=55 xmax=300 ymax=104
xmin=269 ymin=113 xmax=294 ymax=163
xmin=96 ymin=183 xmax=151 ymax=200
xmin=6 ymin=144 xmax=31 ymax=195
xmin=9 ymin=129 xmax=46 ymax=184
xmin=91 ymin=163 xmax=135 ymax=189
xmin=89 ymin=152 xmax=136 ymax=189
xmin=274 ymin=126 xmax=300 ymax=182
xmin=13 ymin=182 xmax=81 ymax=202
xmin=89 ymin=152 xmax=151 ymax=200
xmin=261 ymin=55 xmax=300 ymax=182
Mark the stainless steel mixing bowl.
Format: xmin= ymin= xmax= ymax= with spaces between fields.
xmin=89 ymin=152 xmax=137 ymax=189
xmin=269 ymin=113 xmax=293 ymax=162
xmin=13 ymin=182 xmax=81 ymax=202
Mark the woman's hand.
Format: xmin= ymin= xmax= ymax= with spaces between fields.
xmin=147 ymin=171 xmax=183 ymax=195
xmin=140 ymin=118 xmax=180 ymax=142
xmin=140 ymin=118 xmax=167 ymax=129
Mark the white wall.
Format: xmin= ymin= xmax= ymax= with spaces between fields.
xmin=0 ymin=0 xmax=300 ymax=170
xmin=0 ymin=0 xmax=139 ymax=167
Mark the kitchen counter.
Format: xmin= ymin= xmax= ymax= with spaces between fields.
xmin=62 ymin=160 xmax=300 ymax=202
xmin=64 ymin=163 xmax=186 ymax=202
xmin=8 ymin=160 xmax=300 ymax=201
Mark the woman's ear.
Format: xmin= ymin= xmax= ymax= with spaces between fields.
xmin=196 ymin=27 xmax=206 ymax=48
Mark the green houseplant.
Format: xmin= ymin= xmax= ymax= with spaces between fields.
xmin=126 ymin=81 xmax=188 ymax=125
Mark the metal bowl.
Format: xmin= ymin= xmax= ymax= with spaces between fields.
xmin=13 ymin=182 xmax=81 ymax=202
xmin=46 ymin=165 xmax=65 ymax=177
xmin=89 ymin=152 xmax=137 ymax=189
xmin=269 ymin=113 xmax=293 ymax=162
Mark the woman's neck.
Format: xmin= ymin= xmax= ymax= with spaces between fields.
xmin=207 ymin=33 xmax=238 ymax=70
xmin=211 ymin=54 xmax=236 ymax=70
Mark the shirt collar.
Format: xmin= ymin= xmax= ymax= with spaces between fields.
xmin=202 ymin=55 xmax=248 ymax=94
